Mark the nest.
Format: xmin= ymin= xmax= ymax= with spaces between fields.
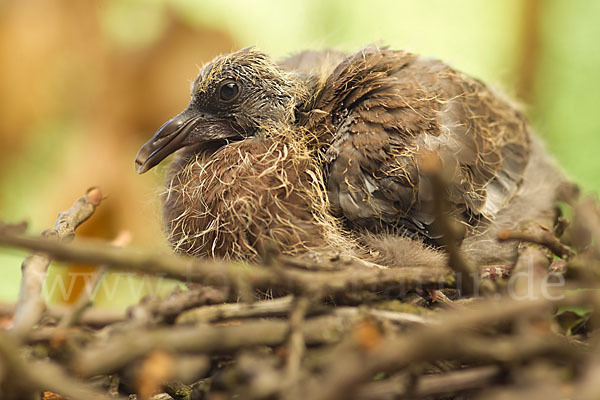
xmin=0 ymin=174 xmax=598 ymax=400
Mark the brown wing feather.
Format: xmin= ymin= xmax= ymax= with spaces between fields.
xmin=300 ymin=46 xmax=530 ymax=241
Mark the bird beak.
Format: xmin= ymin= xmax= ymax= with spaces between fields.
xmin=135 ymin=109 xmax=204 ymax=174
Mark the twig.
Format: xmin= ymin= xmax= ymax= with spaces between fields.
xmin=572 ymin=197 xmax=600 ymax=256
xmin=574 ymin=352 xmax=600 ymax=400
xmin=284 ymin=296 xmax=310 ymax=395
xmin=511 ymin=245 xmax=552 ymax=300
xmin=176 ymin=296 xmax=428 ymax=330
xmin=414 ymin=365 xmax=501 ymax=398
xmin=332 ymin=307 xmax=430 ymax=326
xmin=176 ymin=295 xmax=296 ymax=325
xmin=0 ymin=332 xmax=125 ymax=400
xmin=0 ymin=231 xmax=454 ymax=299
xmin=10 ymin=187 xmax=103 ymax=338
xmin=47 ymin=306 xmax=125 ymax=328
xmin=149 ymin=286 xmax=227 ymax=323
xmin=58 ymin=231 xmax=131 ymax=329
xmin=498 ymin=228 xmax=575 ymax=259
xmin=419 ymin=153 xmax=477 ymax=295
xmin=305 ymin=292 xmax=593 ymax=400
xmin=73 ymin=314 xmax=356 ymax=377
xmin=57 ymin=266 xmax=106 ymax=328
xmin=356 ymin=365 xmax=501 ymax=399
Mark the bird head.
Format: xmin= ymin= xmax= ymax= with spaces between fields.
xmin=135 ymin=47 xmax=304 ymax=174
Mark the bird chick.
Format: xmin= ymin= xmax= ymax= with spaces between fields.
xmin=136 ymin=47 xmax=565 ymax=265
xmin=136 ymin=49 xmax=344 ymax=259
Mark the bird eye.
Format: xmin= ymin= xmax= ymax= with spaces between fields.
xmin=218 ymin=80 xmax=240 ymax=103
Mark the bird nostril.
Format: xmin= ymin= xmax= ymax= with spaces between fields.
xmin=152 ymin=136 xmax=169 ymax=146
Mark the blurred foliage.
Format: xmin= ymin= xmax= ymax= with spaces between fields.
xmin=0 ymin=0 xmax=598 ymax=304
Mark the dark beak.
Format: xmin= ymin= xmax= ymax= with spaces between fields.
xmin=135 ymin=109 xmax=203 ymax=174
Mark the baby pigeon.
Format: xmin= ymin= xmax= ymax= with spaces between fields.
xmin=135 ymin=46 xmax=564 ymax=267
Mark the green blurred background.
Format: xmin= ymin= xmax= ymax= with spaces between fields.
xmin=0 ymin=0 xmax=598 ymax=305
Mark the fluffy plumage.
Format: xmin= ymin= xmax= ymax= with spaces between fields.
xmin=162 ymin=137 xmax=343 ymax=259
xmin=135 ymin=46 xmax=565 ymax=266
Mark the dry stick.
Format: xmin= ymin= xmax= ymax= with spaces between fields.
xmin=284 ymin=297 xmax=310 ymax=390
xmin=0 ymin=231 xmax=454 ymax=299
xmin=498 ymin=228 xmax=575 ymax=259
xmin=512 ymin=244 xmax=552 ymax=301
xmin=413 ymin=365 xmax=501 ymax=398
xmin=176 ymin=295 xmax=296 ymax=324
xmin=148 ymin=286 xmax=227 ymax=322
xmin=73 ymin=314 xmax=355 ymax=377
xmin=0 ymin=332 xmax=125 ymax=400
xmin=57 ymin=266 xmax=106 ymax=328
xmin=476 ymin=379 xmax=567 ymax=400
xmin=332 ymin=307 xmax=430 ymax=327
xmin=47 ymin=306 xmax=125 ymax=328
xmin=316 ymin=330 xmax=580 ymax=400
xmin=305 ymin=292 xmax=594 ymax=400
xmin=572 ymin=196 xmax=600 ymax=256
xmin=10 ymin=187 xmax=103 ymax=338
xmin=58 ymin=231 xmax=132 ymax=329
xmin=356 ymin=365 xmax=501 ymax=400
xmin=29 ymin=301 xmax=429 ymax=346
xmin=74 ymin=291 xmax=591 ymax=381
xmin=574 ymin=351 xmax=600 ymax=400
xmin=419 ymin=153 xmax=477 ymax=295
xmin=177 ymin=295 xmax=430 ymax=327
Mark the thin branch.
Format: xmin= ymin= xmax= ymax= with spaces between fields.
xmin=0 ymin=332 xmax=125 ymax=400
xmin=47 ymin=306 xmax=125 ymax=328
xmin=58 ymin=231 xmax=131 ymax=329
xmin=176 ymin=296 xmax=429 ymax=328
xmin=332 ymin=307 xmax=430 ymax=326
xmin=498 ymin=227 xmax=575 ymax=259
xmin=419 ymin=153 xmax=478 ymax=295
xmin=356 ymin=365 xmax=501 ymax=399
xmin=148 ymin=286 xmax=227 ymax=323
xmin=176 ymin=295 xmax=296 ymax=324
xmin=305 ymin=292 xmax=593 ymax=400
xmin=284 ymin=296 xmax=310 ymax=395
xmin=0 ymin=230 xmax=454 ymax=299
xmin=73 ymin=314 xmax=356 ymax=377
xmin=10 ymin=187 xmax=103 ymax=338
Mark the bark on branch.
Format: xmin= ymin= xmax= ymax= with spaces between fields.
xmin=10 ymin=187 xmax=103 ymax=338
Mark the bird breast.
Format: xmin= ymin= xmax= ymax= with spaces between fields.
xmin=162 ymin=139 xmax=332 ymax=259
